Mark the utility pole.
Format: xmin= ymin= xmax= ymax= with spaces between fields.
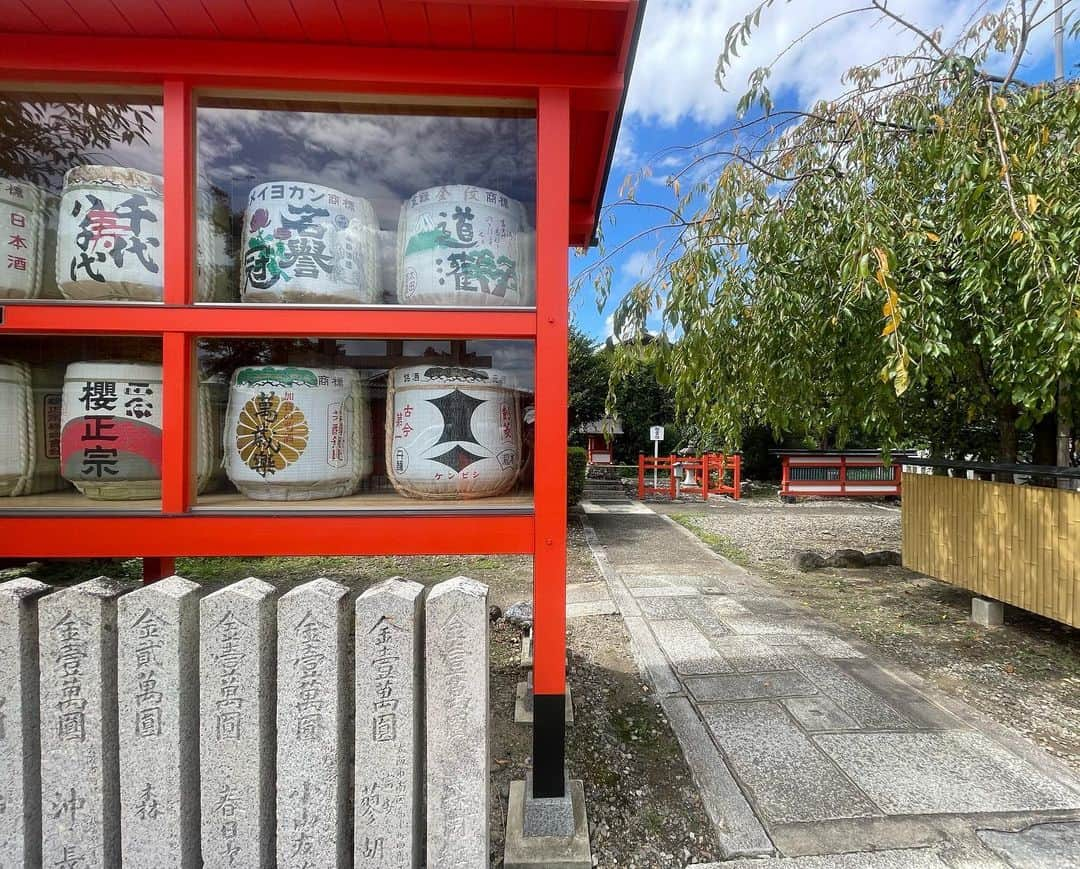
xmin=1054 ymin=0 xmax=1074 ymax=486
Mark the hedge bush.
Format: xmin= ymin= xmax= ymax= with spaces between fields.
xmin=567 ymin=446 xmax=588 ymax=506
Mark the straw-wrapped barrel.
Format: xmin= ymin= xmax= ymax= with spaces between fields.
xmin=386 ymin=364 xmax=522 ymax=499
xmin=0 ymin=178 xmax=46 ymax=299
xmin=224 ymin=366 xmax=372 ymax=500
xmin=56 ymin=166 xmax=165 ymax=301
xmin=396 ymin=185 xmax=534 ymax=307
xmin=0 ymin=361 xmax=65 ymax=496
xmin=241 ymin=181 xmax=379 ymax=304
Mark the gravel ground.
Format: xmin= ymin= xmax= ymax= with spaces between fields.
xmin=659 ymin=489 xmax=1080 ymax=772
xmin=1 ymin=517 xmax=722 ymax=868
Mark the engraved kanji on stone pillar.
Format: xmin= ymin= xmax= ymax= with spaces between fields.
xmin=425 ymin=576 xmax=489 ymax=869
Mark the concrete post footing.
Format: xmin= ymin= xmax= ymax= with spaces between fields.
xmin=515 ymin=674 xmax=574 ymax=725
xmin=503 ymin=773 xmax=592 ymax=869
xmin=972 ymin=596 xmax=1004 ymax=627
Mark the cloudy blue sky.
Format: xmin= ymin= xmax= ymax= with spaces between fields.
xmin=570 ymin=0 xmax=1075 ymax=341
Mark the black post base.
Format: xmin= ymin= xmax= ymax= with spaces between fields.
xmin=532 ymin=692 xmax=566 ymax=798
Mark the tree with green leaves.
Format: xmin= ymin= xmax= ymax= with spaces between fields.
xmin=589 ymin=0 xmax=1080 ymax=468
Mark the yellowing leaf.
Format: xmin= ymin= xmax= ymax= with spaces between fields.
xmin=1026 ymin=194 xmax=1039 ymax=215
xmin=1011 ymin=229 xmax=1024 ymax=243
xmin=872 ymin=247 xmax=890 ymax=276
xmin=925 ymin=231 xmax=940 ymax=242
xmin=931 ymin=114 xmax=945 ymax=130
xmin=995 ymin=95 xmax=1007 ymax=110
xmin=1041 ymin=126 xmax=1050 ymax=145
xmin=882 ymin=319 xmax=898 ymax=337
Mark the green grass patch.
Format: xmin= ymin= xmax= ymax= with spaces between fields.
xmin=670 ymin=515 xmax=750 ymax=566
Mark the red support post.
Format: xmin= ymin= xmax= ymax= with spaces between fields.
xmin=733 ymin=454 xmax=742 ymax=500
xmin=638 ymin=453 xmax=645 ymax=499
xmin=702 ymin=454 xmax=710 ymax=500
xmin=142 ymin=557 xmax=176 ymax=584
xmin=839 ymin=455 xmax=848 ymax=497
xmin=781 ymin=456 xmax=791 ymax=498
xmin=532 ymin=86 xmax=571 ymax=800
xmin=669 ymin=455 xmax=677 ymax=500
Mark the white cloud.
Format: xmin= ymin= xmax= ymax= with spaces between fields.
xmin=621 ymin=249 xmax=655 ymax=282
xmin=625 ymin=1 xmax=1033 ymax=127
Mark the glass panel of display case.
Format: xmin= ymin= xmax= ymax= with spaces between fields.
xmin=194 ymin=337 xmax=534 ymax=511
xmin=0 ymin=90 xmax=164 ymax=303
xmin=0 ymin=335 xmax=163 ymax=511
xmin=196 ymin=97 xmax=536 ymax=307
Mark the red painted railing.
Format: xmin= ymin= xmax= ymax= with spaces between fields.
xmin=779 ymin=452 xmax=902 ymax=499
xmin=638 ymin=453 xmax=741 ymax=501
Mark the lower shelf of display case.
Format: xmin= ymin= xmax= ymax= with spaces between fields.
xmin=0 ymin=490 xmax=534 ymax=514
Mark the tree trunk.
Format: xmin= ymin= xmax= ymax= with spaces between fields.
xmin=1059 ymin=380 xmax=1074 ymax=490
xmin=996 ymin=404 xmax=1019 ymax=483
xmin=1032 ymin=411 xmax=1058 ymax=487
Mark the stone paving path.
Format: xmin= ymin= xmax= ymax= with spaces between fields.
xmin=579 ymin=501 xmax=1080 ymax=868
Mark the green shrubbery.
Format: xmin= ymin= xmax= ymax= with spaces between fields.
xmin=567 ymin=446 xmax=588 ymax=506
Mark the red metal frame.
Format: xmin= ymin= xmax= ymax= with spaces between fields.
xmin=637 ymin=453 xmax=742 ymax=501
xmin=779 ymin=453 xmax=903 ymax=499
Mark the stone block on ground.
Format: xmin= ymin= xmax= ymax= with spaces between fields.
xmin=277 ymin=578 xmax=351 ymax=869
xmin=0 ymin=578 xmax=50 ymax=869
xmin=566 ymin=599 xmax=618 ymax=618
xmin=971 ymin=596 xmax=1004 ymax=628
xmin=39 ymin=576 xmax=135 ymax=869
xmin=118 ymin=575 xmax=201 ymax=869
xmin=651 ymin=619 xmax=733 ymax=676
xmin=863 ymin=550 xmax=901 ymax=567
xmin=503 ymin=776 xmax=591 ymax=869
xmin=200 ymin=577 xmax=276 ymax=869
xmin=684 ymin=671 xmax=816 ymax=703
xmin=520 ymin=632 xmax=533 ymax=668
xmin=426 ymin=576 xmax=489 ymax=868
xmin=355 ymin=577 xmax=424 ymax=869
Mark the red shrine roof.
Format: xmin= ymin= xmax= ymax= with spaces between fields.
xmin=2 ymin=0 xmax=645 ymax=246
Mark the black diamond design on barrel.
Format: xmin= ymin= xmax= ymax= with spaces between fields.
xmin=429 ymin=444 xmax=486 ymax=473
xmin=428 ymin=389 xmax=486 ymax=446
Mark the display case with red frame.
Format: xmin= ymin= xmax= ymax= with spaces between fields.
xmin=0 ymin=0 xmax=644 ymax=801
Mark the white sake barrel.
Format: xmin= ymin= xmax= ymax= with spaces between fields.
xmin=60 ymin=362 xmax=221 ymax=500
xmin=60 ymin=361 xmax=163 ymax=499
xmin=0 ymin=362 xmax=65 ymax=496
xmin=386 ymin=365 xmax=522 ymax=499
xmin=224 ymin=366 xmax=372 ymax=500
xmin=241 ymin=181 xmax=379 ymax=304
xmin=0 ymin=178 xmax=46 ymax=299
xmin=396 ymin=185 xmax=534 ymax=307
xmin=56 ymin=166 xmax=164 ymax=301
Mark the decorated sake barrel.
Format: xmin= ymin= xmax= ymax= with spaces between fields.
xmin=56 ymin=166 xmax=164 ymax=301
xmin=0 ymin=362 xmax=65 ymax=496
xmin=0 ymin=178 xmax=46 ymax=299
xmin=386 ymin=365 xmax=522 ymax=499
xmin=241 ymin=181 xmax=379 ymax=304
xmin=396 ymin=185 xmax=534 ymax=307
xmin=60 ymin=361 xmax=163 ymax=500
xmin=224 ymin=366 xmax=372 ymax=500
xmin=59 ymin=362 xmax=223 ymax=500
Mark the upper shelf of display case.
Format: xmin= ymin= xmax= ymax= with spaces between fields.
xmin=0 ymin=0 xmax=646 ymax=248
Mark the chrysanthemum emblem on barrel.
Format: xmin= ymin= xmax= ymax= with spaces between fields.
xmin=225 ymin=366 xmax=372 ymax=500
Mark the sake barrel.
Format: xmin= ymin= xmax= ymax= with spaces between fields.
xmin=396 ymin=185 xmax=534 ymax=307
xmin=196 ymin=180 xmax=235 ymax=302
xmin=60 ymin=361 xmax=163 ymax=500
xmin=386 ymin=365 xmax=522 ymax=499
xmin=241 ymin=181 xmax=379 ymax=304
xmin=56 ymin=166 xmax=164 ymax=301
xmin=0 ymin=178 xmax=46 ymax=299
xmin=224 ymin=366 xmax=372 ymax=500
xmin=0 ymin=362 xmax=65 ymax=496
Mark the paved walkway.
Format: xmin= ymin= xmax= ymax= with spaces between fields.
xmin=579 ymin=500 xmax=1080 ymax=868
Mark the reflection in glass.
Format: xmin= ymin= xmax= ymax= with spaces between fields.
xmin=197 ymin=338 xmax=534 ymax=509
xmin=0 ymin=92 xmax=163 ymax=302
xmin=197 ymin=100 xmax=536 ymax=306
